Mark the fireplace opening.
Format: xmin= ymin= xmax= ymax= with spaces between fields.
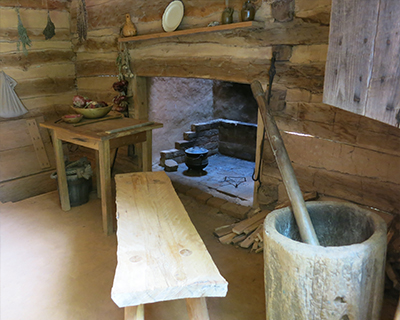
xmin=149 ymin=77 xmax=258 ymax=206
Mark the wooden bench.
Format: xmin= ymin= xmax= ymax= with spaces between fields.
xmin=111 ymin=171 xmax=228 ymax=320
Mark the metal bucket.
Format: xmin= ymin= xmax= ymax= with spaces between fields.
xmin=51 ymin=157 xmax=93 ymax=207
xmin=263 ymin=201 xmax=387 ymax=320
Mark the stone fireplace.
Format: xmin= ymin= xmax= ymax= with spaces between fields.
xmin=149 ymin=78 xmax=258 ymax=164
xmin=146 ymin=77 xmax=259 ymax=206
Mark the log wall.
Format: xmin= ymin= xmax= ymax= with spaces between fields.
xmin=1 ymin=0 xmax=398 ymax=214
xmin=69 ymin=0 xmax=400 ymax=215
xmin=0 ymin=1 xmax=73 ymax=202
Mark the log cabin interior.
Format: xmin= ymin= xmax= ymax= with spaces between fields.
xmin=1 ymin=0 xmax=400 ymax=319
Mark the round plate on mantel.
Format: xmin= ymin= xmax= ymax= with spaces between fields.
xmin=162 ymin=0 xmax=184 ymax=32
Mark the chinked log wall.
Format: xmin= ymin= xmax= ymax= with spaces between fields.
xmin=1 ymin=0 xmax=398 ymax=215
xmin=0 ymin=1 xmax=74 ymax=201
xmin=105 ymin=0 xmax=397 ymax=216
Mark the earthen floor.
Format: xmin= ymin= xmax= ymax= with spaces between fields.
xmin=1 ymin=186 xmax=398 ymax=319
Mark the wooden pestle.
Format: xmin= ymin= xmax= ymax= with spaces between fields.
xmin=251 ymin=80 xmax=320 ymax=246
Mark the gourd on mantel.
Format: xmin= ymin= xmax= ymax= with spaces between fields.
xmin=323 ymin=0 xmax=400 ymax=127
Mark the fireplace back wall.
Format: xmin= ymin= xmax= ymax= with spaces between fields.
xmin=149 ymin=78 xmax=258 ymax=161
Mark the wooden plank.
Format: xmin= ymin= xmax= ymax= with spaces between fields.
xmin=243 ymin=220 xmax=265 ymax=235
xmin=323 ymin=0 xmax=380 ymax=114
xmin=111 ymin=171 xmax=228 ymax=308
xmin=213 ymin=223 xmax=237 ymax=238
xmin=0 ymin=41 xmax=73 ymax=54
xmin=0 ymin=120 xmax=31 ymax=151
xmin=0 ymin=169 xmax=57 ymax=203
xmin=0 ymin=50 xmax=74 ymax=68
xmin=14 ymin=77 xmax=75 ymax=99
xmin=186 ymin=297 xmax=210 ymax=320
xmin=5 ymin=63 xmax=75 ymax=82
xmin=240 ymin=224 xmax=263 ymax=248
xmin=364 ymin=0 xmax=400 ymax=126
xmin=218 ymin=232 xmax=237 ymax=245
xmin=232 ymin=210 xmax=269 ymax=235
xmin=274 ymin=103 xmax=400 ymax=158
xmin=119 ymin=21 xmax=264 ymax=43
xmin=26 ymin=119 xmax=51 ymax=169
xmin=231 ymin=234 xmax=247 ymax=244
xmin=0 ymin=143 xmax=55 ymax=182
xmin=324 ymin=0 xmax=400 ymax=127
xmin=281 ymin=131 xmax=400 ymax=185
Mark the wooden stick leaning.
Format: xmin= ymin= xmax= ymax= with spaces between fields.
xmin=251 ymin=80 xmax=320 ymax=246
xmin=73 ymin=113 xmax=124 ymax=127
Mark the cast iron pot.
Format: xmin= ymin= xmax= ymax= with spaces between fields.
xmin=185 ymin=147 xmax=209 ymax=171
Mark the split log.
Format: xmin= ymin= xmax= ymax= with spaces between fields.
xmin=232 ymin=210 xmax=269 ymax=234
xmin=240 ymin=224 xmax=263 ymax=249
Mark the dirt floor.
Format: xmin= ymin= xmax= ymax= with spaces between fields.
xmin=0 ymin=190 xmax=265 ymax=320
xmin=0 ymin=184 xmax=398 ymax=319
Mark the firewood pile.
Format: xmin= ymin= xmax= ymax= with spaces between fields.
xmin=386 ymin=216 xmax=400 ymax=291
xmin=214 ymin=192 xmax=318 ymax=253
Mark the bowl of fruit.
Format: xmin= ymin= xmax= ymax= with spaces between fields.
xmin=71 ymin=95 xmax=112 ymax=119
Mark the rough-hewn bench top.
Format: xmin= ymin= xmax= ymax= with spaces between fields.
xmin=111 ymin=171 xmax=228 ymax=308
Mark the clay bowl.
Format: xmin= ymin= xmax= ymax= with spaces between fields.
xmin=71 ymin=105 xmax=112 ymax=119
xmin=62 ymin=114 xmax=83 ymax=124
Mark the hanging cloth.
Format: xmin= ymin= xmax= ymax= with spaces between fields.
xmin=0 ymin=71 xmax=28 ymax=118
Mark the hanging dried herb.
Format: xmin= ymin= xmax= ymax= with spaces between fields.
xmin=116 ymin=43 xmax=134 ymax=80
xmin=43 ymin=11 xmax=55 ymax=40
xmin=16 ymin=8 xmax=31 ymax=56
xmin=77 ymin=0 xmax=88 ymax=42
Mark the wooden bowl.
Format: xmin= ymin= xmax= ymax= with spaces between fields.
xmin=62 ymin=114 xmax=83 ymax=124
xmin=71 ymin=105 xmax=112 ymax=119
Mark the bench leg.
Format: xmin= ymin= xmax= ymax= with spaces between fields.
xmin=186 ymin=298 xmax=210 ymax=320
xmin=125 ymin=304 xmax=144 ymax=320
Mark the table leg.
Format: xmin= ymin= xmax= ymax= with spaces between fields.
xmin=51 ymin=131 xmax=70 ymax=211
xmin=95 ymin=151 xmax=101 ymax=199
xmin=142 ymin=130 xmax=152 ymax=172
xmin=98 ymin=140 xmax=113 ymax=235
xmin=125 ymin=305 xmax=144 ymax=320
xmin=186 ymin=298 xmax=210 ymax=320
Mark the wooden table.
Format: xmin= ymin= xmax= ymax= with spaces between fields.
xmin=40 ymin=114 xmax=163 ymax=235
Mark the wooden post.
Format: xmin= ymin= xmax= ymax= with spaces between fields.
xmin=131 ymin=76 xmax=149 ymax=171
xmin=98 ymin=139 xmax=113 ymax=235
xmin=124 ymin=305 xmax=144 ymax=320
xmin=142 ymin=130 xmax=152 ymax=172
xmin=186 ymin=298 xmax=210 ymax=320
xmin=51 ymin=130 xmax=70 ymax=211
